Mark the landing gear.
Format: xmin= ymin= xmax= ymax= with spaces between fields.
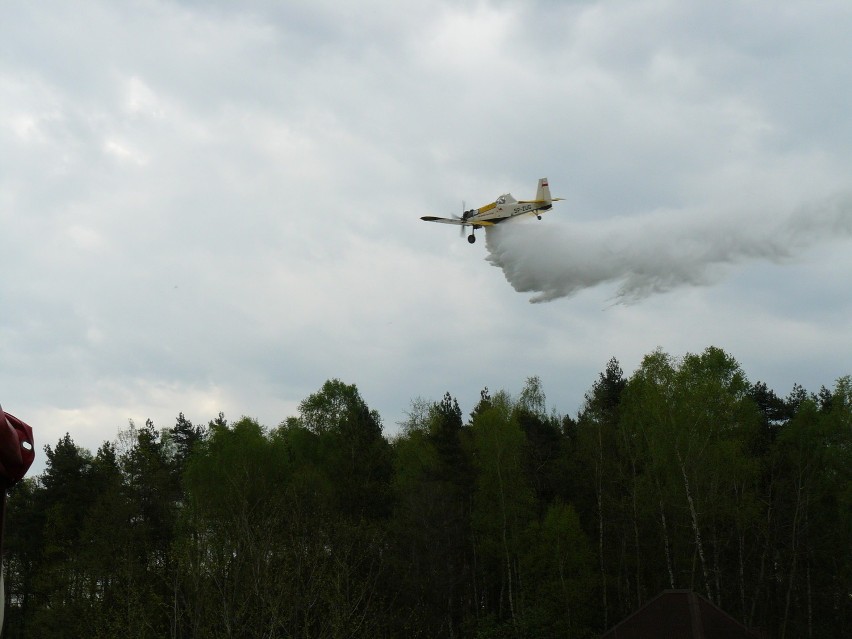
xmin=467 ymin=234 xmax=476 ymax=244
xmin=537 ymin=215 xmax=542 ymax=220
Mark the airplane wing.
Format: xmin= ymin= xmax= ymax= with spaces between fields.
xmin=420 ymin=216 xmax=496 ymax=226
xmin=421 ymin=216 xmax=464 ymax=225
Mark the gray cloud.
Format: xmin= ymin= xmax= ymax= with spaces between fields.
xmin=2 ymin=1 xmax=852 ymax=472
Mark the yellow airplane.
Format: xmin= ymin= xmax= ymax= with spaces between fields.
xmin=421 ymin=178 xmax=563 ymax=244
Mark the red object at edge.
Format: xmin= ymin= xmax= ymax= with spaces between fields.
xmin=0 ymin=411 xmax=35 ymax=487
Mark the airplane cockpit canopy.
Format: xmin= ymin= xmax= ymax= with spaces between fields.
xmin=496 ymin=193 xmax=516 ymax=205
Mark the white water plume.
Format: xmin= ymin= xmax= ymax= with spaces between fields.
xmin=485 ymin=194 xmax=852 ymax=304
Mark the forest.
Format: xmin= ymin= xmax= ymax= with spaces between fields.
xmin=3 ymin=346 xmax=850 ymax=639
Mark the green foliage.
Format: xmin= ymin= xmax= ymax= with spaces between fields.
xmin=4 ymin=359 xmax=851 ymax=639
xmin=289 ymin=378 xmax=393 ymax=520
xmin=520 ymin=502 xmax=596 ymax=637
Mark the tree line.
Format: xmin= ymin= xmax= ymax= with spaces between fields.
xmin=3 ymin=346 xmax=850 ymax=638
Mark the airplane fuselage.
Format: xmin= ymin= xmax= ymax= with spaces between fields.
xmin=466 ymin=199 xmax=549 ymax=226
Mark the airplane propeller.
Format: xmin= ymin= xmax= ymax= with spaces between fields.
xmin=460 ymin=202 xmax=478 ymax=243
xmin=452 ymin=201 xmax=467 ymax=239
xmin=444 ymin=201 xmax=477 ymax=243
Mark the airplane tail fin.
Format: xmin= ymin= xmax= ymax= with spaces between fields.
xmin=536 ymin=177 xmax=552 ymax=203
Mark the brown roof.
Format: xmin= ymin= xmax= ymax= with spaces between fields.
xmin=601 ymin=590 xmax=762 ymax=639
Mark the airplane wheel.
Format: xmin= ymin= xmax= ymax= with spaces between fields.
xmin=468 ymin=234 xmax=476 ymax=244
xmin=537 ymin=215 xmax=542 ymax=220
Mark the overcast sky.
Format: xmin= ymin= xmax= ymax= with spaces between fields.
xmin=3 ymin=0 xmax=852 ymax=473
